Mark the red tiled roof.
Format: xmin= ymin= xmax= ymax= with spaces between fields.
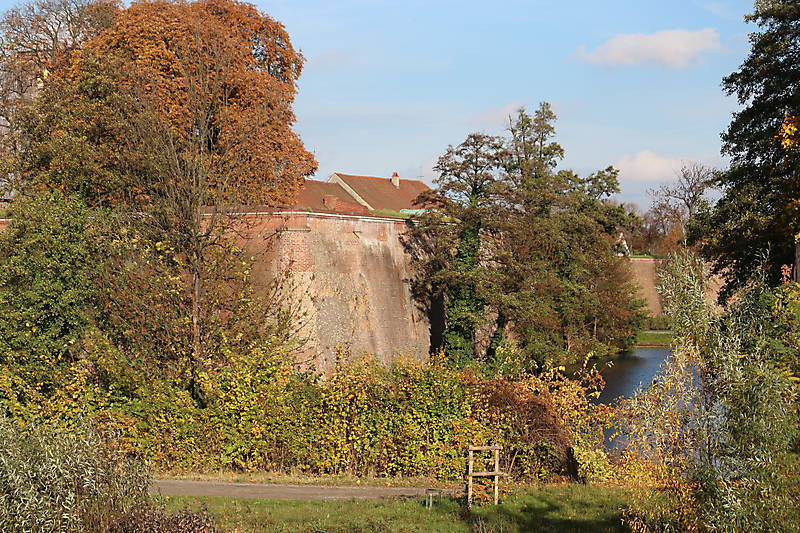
xmin=293 ymin=179 xmax=369 ymax=215
xmin=332 ymin=173 xmax=429 ymax=212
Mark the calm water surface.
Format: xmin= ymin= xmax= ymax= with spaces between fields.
xmin=597 ymin=346 xmax=672 ymax=404
xmin=595 ymin=346 xmax=672 ymax=449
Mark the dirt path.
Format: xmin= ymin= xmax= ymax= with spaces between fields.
xmin=151 ymin=479 xmax=438 ymax=501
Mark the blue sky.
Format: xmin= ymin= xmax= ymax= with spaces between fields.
xmin=260 ymin=0 xmax=755 ymax=208
xmin=0 ymin=0 xmax=755 ymax=207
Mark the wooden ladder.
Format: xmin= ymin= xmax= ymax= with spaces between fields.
xmin=467 ymin=445 xmax=503 ymax=509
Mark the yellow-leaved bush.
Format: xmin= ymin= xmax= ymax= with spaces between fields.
xmin=0 ymin=341 xmax=612 ymax=481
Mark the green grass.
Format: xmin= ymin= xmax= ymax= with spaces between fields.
xmin=161 ymin=484 xmax=630 ymax=533
xmin=636 ymin=331 xmax=674 ymax=346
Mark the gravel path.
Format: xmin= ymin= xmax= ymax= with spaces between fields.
xmin=151 ymin=479 xmax=438 ymax=501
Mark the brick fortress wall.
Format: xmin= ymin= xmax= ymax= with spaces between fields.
xmin=235 ymin=211 xmax=432 ymax=372
xmin=0 ymin=213 xmax=723 ymax=368
xmin=629 ymin=257 xmax=723 ymax=317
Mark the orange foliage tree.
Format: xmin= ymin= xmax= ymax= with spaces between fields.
xmin=15 ymin=0 xmax=316 ymax=206
xmin=7 ymin=0 xmax=317 ymax=403
xmin=77 ymin=0 xmax=316 ymax=206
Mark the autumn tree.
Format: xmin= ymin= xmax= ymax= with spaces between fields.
xmin=498 ymin=106 xmax=643 ymax=364
xmin=13 ymin=0 xmax=316 ymax=204
xmin=6 ymin=0 xmax=316 ymax=402
xmin=623 ymin=253 xmax=798 ymax=531
xmin=779 ymin=114 xmax=800 ymax=279
xmin=0 ymin=0 xmax=116 ymax=147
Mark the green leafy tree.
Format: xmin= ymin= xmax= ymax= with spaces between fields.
xmin=414 ymin=103 xmax=644 ymax=367
xmin=497 ymin=106 xmax=643 ymax=366
xmin=0 ymin=192 xmax=103 ymax=391
xmin=691 ymin=0 xmax=800 ymax=299
xmin=414 ymin=133 xmax=506 ymax=363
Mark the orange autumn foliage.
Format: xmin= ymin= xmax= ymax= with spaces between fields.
xmin=66 ymin=0 xmax=316 ymax=206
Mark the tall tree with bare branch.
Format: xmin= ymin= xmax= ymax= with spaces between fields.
xmin=8 ymin=0 xmax=317 ymax=402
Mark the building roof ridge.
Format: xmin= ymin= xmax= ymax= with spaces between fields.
xmin=334 ymin=172 xmax=427 ymax=185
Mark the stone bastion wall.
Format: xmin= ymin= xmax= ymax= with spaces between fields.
xmin=238 ymin=213 xmax=696 ymax=368
xmin=234 ymin=211 xmax=432 ymax=372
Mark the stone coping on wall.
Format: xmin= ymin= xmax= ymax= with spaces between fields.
xmin=201 ymin=209 xmax=415 ymax=225
xmin=0 ymin=211 xmax=413 ymax=227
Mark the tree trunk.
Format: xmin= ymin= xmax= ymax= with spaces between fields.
xmin=190 ymin=261 xmax=205 ymax=407
xmin=794 ymin=239 xmax=800 ymax=283
xmin=486 ymin=311 xmax=507 ymax=361
xmin=192 ymin=266 xmax=202 ymax=366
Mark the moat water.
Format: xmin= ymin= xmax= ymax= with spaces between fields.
xmin=595 ymin=346 xmax=672 ymax=449
xmin=597 ymin=346 xmax=672 ymax=404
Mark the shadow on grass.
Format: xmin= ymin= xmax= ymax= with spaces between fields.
xmin=465 ymin=490 xmax=628 ymax=533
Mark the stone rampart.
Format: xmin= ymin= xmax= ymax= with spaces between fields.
xmin=629 ymin=258 xmax=664 ymax=315
xmin=0 ymin=211 xmax=727 ymax=366
xmin=237 ymin=211 xmax=431 ymax=371
xmin=628 ymin=257 xmax=723 ymax=317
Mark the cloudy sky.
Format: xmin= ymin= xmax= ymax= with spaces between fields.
xmin=261 ymin=0 xmax=755 ymax=208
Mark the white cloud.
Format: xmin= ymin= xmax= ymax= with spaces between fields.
xmin=614 ymin=150 xmax=684 ymax=182
xmin=576 ymin=28 xmax=723 ymax=68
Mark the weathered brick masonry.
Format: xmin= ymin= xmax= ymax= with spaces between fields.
xmin=236 ymin=210 xmax=431 ymax=372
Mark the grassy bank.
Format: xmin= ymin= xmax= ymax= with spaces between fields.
xmin=636 ymin=330 xmax=674 ymax=347
xmin=162 ymin=484 xmax=630 ymax=533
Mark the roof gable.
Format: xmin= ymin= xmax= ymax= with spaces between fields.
xmin=293 ymin=179 xmax=369 ymax=215
xmin=330 ymin=173 xmax=429 ymax=212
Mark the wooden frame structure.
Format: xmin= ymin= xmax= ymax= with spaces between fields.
xmin=467 ymin=445 xmax=502 ymax=508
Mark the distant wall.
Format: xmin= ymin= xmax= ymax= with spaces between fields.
xmin=628 ymin=257 xmax=723 ymax=317
xmin=629 ymin=258 xmax=663 ymax=316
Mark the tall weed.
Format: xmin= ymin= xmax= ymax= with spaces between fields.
xmin=0 ymin=418 xmax=148 ymax=532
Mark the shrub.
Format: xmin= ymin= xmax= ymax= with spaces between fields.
xmin=119 ymin=351 xmax=610 ymax=482
xmin=0 ymin=419 xmax=217 ymax=533
xmin=621 ymin=253 xmax=799 ymax=532
xmin=0 ymin=335 xmax=611 ymax=482
xmin=109 ymin=503 xmax=217 ymax=533
xmin=0 ymin=418 xmax=149 ymax=533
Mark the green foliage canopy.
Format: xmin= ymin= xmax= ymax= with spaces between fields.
xmin=0 ymin=192 xmax=102 ymax=391
xmin=413 ymin=103 xmax=645 ymax=368
xmin=691 ymin=0 xmax=800 ymax=299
